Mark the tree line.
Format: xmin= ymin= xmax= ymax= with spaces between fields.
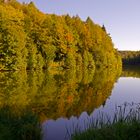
xmin=119 ymin=51 xmax=140 ymax=65
xmin=0 ymin=0 xmax=121 ymax=71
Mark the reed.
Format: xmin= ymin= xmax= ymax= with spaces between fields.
xmin=71 ymin=103 xmax=140 ymax=140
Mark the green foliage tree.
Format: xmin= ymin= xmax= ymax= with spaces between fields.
xmin=0 ymin=1 xmax=121 ymax=71
xmin=0 ymin=4 xmax=27 ymax=70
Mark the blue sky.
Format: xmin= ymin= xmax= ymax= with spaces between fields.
xmin=18 ymin=0 xmax=140 ymax=51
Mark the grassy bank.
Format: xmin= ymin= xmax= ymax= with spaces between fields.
xmin=0 ymin=107 xmax=41 ymax=140
xmin=71 ymin=103 xmax=140 ymax=140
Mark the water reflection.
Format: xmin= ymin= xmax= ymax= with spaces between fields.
xmin=43 ymin=66 xmax=140 ymax=140
xmin=0 ymin=67 xmax=121 ymax=140
xmin=0 ymin=68 xmax=120 ymax=119
xmin=122 ymin=65 xmax=140 ymax=78
xmin=42 ymin=68 xmax=121 ymax=140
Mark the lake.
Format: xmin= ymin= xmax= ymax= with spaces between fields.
xmin=0 ymin=66 xmax=140 ymax=140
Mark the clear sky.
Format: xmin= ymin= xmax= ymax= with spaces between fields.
xmin=18 ymin=0 xmax=140 ymax=51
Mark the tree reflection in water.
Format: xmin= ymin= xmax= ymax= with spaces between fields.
xmin=0 ymin=67 xmax=121 ymax=139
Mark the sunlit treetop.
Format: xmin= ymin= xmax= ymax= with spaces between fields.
xmin=0 ymin=0 xmax=121 ymax=71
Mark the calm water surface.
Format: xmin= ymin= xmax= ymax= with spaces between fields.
xmin=43 ymin=67 xmax=140 ymax=140
xmin=0 ymin=66 xmax=140 ymax=140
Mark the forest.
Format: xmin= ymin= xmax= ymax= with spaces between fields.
xmin=0 ymin=0 xmax=121 ymax=71
xmin=119 ymin=51 xmax=140 ymax=65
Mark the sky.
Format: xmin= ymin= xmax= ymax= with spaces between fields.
xmin=18 ymin=0 xmax=140 ymax=51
